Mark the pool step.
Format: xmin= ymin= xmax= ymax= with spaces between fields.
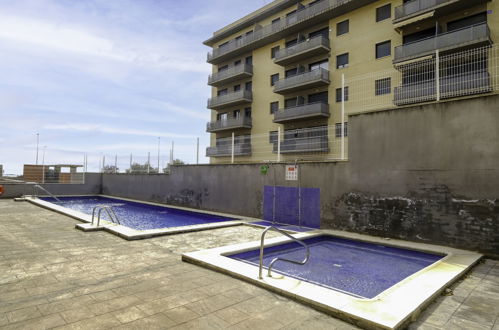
xmin=75 ymin=223 xmax=108 ymax=232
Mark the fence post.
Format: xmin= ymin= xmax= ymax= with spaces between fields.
xmin=114 ymin=155 xmax=117 ymax=174
xmin=231 ymin=132 xmax=235 ymax=164
xmin=341 ymin=73 xmax=346 ymax=160
xmin=147 ymin=152 xmax=150 ymax=174
xmin=196 ymin=137 xmax=199 ymax=165
xmin=436 ymin=49 xmax=440 ymax=101
xmin=102 ymin=156 xmax=105 ymax=173
xmin=277 ymin=126 xmax=281 ymax=162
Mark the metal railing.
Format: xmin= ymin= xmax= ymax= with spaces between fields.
xmin=394 ymin=0 xmax=453 ymax=21
xmin=206 ymin=143 xmax=251 ymax=157
xmin=274 ymin=137 xmax=329 ymax=154
xmin=274 ymin=68 xmax=330 ymax=93
xmin=208 ymin=64 xmax=253 ymax=86
xmin=258 ymin=226 xmax=310 ymax=279
xmin=91 ymin=205 xmax=120 ymax=227
xmin=274 ymin=35 xmax=330 ymax=65
xmin=394 ymin=23 xmax=490 ymax=62
xmin=273 ymin=102 xmax=330 ymax=123
xmin=207 ymin=0 xmax=349 ymax=63
xmin=207 ymin=90 xmax=253 ymax=109
xmin=206 ymin=116 xmax=252 ymax=132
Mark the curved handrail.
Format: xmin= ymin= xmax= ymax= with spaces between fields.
xmin=91 ymin=205 xmax=120 ymax=226
xmin=258 ymin=226 xmax=310 ymax=279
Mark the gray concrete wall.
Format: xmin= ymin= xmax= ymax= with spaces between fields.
xmin=0 ymin=173 xmax=102 ymax=198
xmin=99 ymin=95 xmax=499 ymax=257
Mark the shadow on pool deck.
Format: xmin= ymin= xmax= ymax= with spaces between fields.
xmin=0 ymin=199 xmax=498 ymax=330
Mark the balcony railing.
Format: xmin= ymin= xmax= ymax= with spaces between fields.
xmin=394 ymin=0 xmax=453 ymax=21
xmin=274 ymin=36 xmax=330 ymax=66
xmin=207 ymin=90 xmax=253 ymax=110
xmin=206 ymin=116 xmax=252 ymax=132
xmin=206 ymin=0 xmax=348 ymax=64
xmin=206 ymin=143 xmax=251 ymax=157
xmin=273 ymin=102 xmax=330 ymax=123
xmin=273 ymin=137 xmax=329 ymax=154
xmin=274 ymin=68 xmax=330 ymax=94
xmin=394 ymin=70 xmax=492 ymax=105
xmin=394 ymin=23 xmax=490 ymax=63
xmin=208 ymin=64 xmax=253 ymax=86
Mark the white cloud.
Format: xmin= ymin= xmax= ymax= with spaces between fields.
xmin=43 ymin=123 xmax=197 ymax=139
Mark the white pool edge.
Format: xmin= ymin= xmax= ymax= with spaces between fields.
xmin=26 ymin=195 xmax=256 ymax=240
xmin=181 ymin=230 xmax=482 ymax=330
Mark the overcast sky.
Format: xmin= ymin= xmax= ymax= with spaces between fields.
xmin=0 ymin=0 xmax=268 ymax=174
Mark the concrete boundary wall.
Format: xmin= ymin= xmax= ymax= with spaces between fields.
xmin=102 ymin=95 xmax=499 ymax=257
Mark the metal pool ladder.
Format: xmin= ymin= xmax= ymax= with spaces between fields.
xmin=32 ymin=184 xmax=61 ymax=202
xmin=258 ymin=226 xmax=310 ymax=279
xmin=91 ymin=205 xmax=120 ymax=227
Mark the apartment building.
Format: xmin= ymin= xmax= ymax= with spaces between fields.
xmin=204 ymin=0 xmax=498 ymax=163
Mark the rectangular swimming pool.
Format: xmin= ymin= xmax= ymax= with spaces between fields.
xmin=182 ymin=231 xmax=482 ymax=329
xmin=40 ymin=196 xmax=236 ymax=230
xmin=30 ymin=195 xmax=247 ymax=239
xmin=228 ymin=235 xmax=443 ymax=299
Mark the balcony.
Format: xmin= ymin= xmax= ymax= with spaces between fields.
xmin=206 ymin=116 xmax=252 ymax=133
xmin=271 ymin=126 xmax=329 ymax=154
xmin=274 ymin=36 xmax=330 ymax=66
xmin=274 ymin=68 xmax=330 ymax=94
xmin=273 ymin=102 xmax=330 ymax=123
xmin=206 ymin=0 xmax=359 ymax=64
xmin=206 ymin=136 xmax=251 ymax=157
xmin=393 ymin=0 xmax=489 ymax=27
xmin=394 ymin=23 xmax=490 ymax=63
xmin=394 ymin=70 xmax=491 ymax=105
xmin=208 ymin=64 xmax=253 ymax=87
xmin=208 ymin=90 xmax=252 ymax=110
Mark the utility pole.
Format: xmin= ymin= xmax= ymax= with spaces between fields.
xmin=36 ymin=133 xmax=39 ymax=165
xmin=157 ymin=137 xmax=161 ymax=172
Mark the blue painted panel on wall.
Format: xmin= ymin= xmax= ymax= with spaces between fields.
xmin=263 ymin=185 xmax=320 ymax=228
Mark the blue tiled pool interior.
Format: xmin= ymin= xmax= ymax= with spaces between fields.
xmin=40 ymin=196 xmax=236 ymax=230
xmin=228 ymin=235 xmax=444 ymax=299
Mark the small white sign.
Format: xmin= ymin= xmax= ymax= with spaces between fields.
xmin=285 ymin=165 xmax=298 ymax=181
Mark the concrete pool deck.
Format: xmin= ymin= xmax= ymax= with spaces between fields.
xmin=0 ymin=199 xmax=498 ymax=329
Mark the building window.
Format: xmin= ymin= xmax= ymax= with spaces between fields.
xmin=235 ymin=35 xmax=242 ymax=43
xmin=309 ymin=27 xmax=329 ymax=39
xmin=376 ymin=40 xmax=391 ymax=59
xmin=217 ymin=112 xmax=228 ymax=121
xmin=271 ymin=46 xmax=280 ymax=59
xmin=245 ymin=56 xmax=252 ymax=65
xmin=234 ymin=60 xmax=241 ymax=66
xmin=245 ymin=81 xmax=252 ymax=91
xmin=217 ymin=88 xmax=228 ymax=96
xmin=309 ymin=59 xmax=328 ymax=71
xmin=335 ymin=87 xmax=349 ymax=102
xmin=233 ymin=84 xmax=241 ymax=92
xmin=218 ymin=65 xmax=228 ymax=72
xmin=270 ymin=73 xmax=279 ymax=86
xmin=375 ymin=78 xmax=391 ymax=95
xmin=269 ymin=131 xmax=278 ymax=143
xmin=336 ymin=53 xmax=349 ymax=69
xmin=335 ymin=122 xmax=348 ymax=137
xmin=233 ymin=109 xmax=241 ymax=118
xmin=376 ymin=4 xmax=391 ymax=22
xmin=308 ymin=91 xmax=328 ymax=104
xmin=286 ymin=39 xmax=297 ymax=48
xmin=270 ymin=102 xmax=279 ymax=114
xmin=244 ymin=107 xmax=252 ymax=118
xmin=285 ymin=67 xmax=298 ymax=78
xmin=336 ymin=20 xmax=349 ymax=36
xmin=246 ymin=30 xmax=253 ymax=36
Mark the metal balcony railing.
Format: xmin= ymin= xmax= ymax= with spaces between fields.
xmin=394 ymin=23 xmax=490 ymax=63
xmin=273 ymin=136 xmax=329 ymax=154
xmin=206 ymin=0 xmax=348 ymax=64
xmin=394 ymin=0 xmax=453 ymax=21
xmin=273 ymin=102 xmax=330 ymax=123
xmin=394 ymin=70 xmax=492 ymax=105
xmin=274 ymin=68 xmax=330 ymax=94
xmin=206 ymin=143 xmax=251 ymax=157
xmin=274 ymin=36 xmax=330 ymax=66
xmin=206 ymin=116 xmax=252 ymax=132
xmin=208 ymin=64 xmax=253 ymax=86
xmin=207 ymin=90 xmax=253 ymax=109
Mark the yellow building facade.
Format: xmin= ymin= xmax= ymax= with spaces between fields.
xmin=204 ymin=0 xmax=498 ymax=163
